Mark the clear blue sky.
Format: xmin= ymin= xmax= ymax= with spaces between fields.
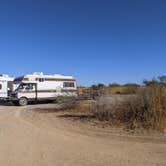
xmin=0 ymin=0 xmax=166 ymax=86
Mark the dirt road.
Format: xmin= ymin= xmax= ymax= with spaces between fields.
xmin=0 ymin=103 xmax=165 ymax=166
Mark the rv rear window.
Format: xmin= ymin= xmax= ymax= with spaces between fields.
xmin=0 ymin=84 xmax=2 ymax=90
xmin=63 ymin=82 xmax=75 ymax=88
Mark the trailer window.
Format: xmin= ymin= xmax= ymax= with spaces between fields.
xmin=0 ymin=84 xmax=2 ymax=90
xmin=63 ymin=82 xmax=75 ymax=88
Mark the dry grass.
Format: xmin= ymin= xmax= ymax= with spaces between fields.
xmin=53 ymin=86 xmax=166 ymax=132
xmin=90 ymin=85 xmax=166 ymax=131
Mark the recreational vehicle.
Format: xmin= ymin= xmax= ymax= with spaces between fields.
xmin=0 ymin=74 xmax=15 ymax=99
xmin=10 ymin=72 xmax=77 ymax=106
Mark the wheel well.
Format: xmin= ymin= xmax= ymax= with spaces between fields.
xmin=20 ymin=97 xmax=28 ymax=101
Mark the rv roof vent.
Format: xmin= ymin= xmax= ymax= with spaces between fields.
xmin=33 ymin=72 xmax=43 ymax=76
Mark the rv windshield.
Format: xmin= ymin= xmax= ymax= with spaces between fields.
xmin=16 ymin=84 xmax=27 ymax=90
xmin=16 ymin=84 xmax=34 ymax=91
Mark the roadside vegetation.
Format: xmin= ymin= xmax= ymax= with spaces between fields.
xmin=54 ymin=76 xmax=166 ymax=132
xmin=91 ymin=84 xmax=166 ymax=131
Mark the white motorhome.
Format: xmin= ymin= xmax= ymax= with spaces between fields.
xmin=10 ymin=72 xmax=77 ymax=106
xmin=0 ymin=74 xmax=15 ymax=99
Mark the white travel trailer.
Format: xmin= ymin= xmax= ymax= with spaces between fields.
xmin=0 ymin=74 xmax=15 ymax=99
xmin=10 ymin=72 xmax=77 ymax=106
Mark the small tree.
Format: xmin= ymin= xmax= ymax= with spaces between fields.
xmin=123 ymin=83 xmax=140 ymax=94
xmin=143 ymin=78 xmax=159 ymax=86
xmin=143 ymin=76 xmax=166 ymax=86
xmin=158 ymin=76 xmax=166 ymax=85
xmin=91 ymin=83 xmax=105 ymax=90
xmin=108 ymin=83 xmax=121 ymax=87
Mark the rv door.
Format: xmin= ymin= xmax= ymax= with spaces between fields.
xmin=26 ymin=83 xmax=37 ymax=100
xmin=18 ymin=83 xmax=37 ymax=100
xmin=7 ymin=81 xmax=13 ymax=96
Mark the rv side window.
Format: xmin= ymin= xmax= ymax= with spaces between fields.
xmin=0 ymin=84 xmax=2 ymax=90
xmin=36 ymin=78 xmax=45 ymax=82
xmin=63 ymin=82 xmax=75 ymax=88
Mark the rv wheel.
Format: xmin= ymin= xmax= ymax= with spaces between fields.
xmin=19 ymin=97 xmax=28 ymax=106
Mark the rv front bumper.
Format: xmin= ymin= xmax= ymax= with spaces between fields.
xmin=5 ymin=97 xmax=19 ymax=101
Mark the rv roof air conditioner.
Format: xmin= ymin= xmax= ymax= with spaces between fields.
xmin=53 ymin=74 xmax=64 ymax=77
xmin=33 ymin=72 xmax=43 ymax=76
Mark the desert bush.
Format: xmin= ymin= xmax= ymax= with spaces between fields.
xmin=91 ymin=101 xmax=113 ymax=121
xmin=56 ymin=97 xmax=78 ymax=110
xmin=121 ymin=85 xmax=166 ymax=130
xmin=91 ymin=85 xmax=166 ymax=131
xmin=123 ymin=83 xmax=140 ymax=94
xmin=90 ymin=95 xmax=127 ymax=122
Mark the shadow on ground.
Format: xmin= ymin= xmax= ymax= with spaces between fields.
xmin=33 ymin=108 xmax=66 ymax=113
xmin=57 ymin=114 xmax=95 ymax=120
xmin=0 ymin=100 xmax=13 ymax=106
xmin=33 ymin=107 xmax=95 ymax=121
xmin=0 ymin=100 xmax=56 ymax=106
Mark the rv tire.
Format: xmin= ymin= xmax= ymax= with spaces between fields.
xmin=19 ymin=97 xmax=28 ymax=106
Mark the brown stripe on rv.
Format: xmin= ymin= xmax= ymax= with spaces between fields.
xmin=45 ymin=78 xmax=75 ymax=81
xmin=61 ymin=89 xmax=77 ymax=92
xmin=20 ymin=90 xmax=57 ymax=93
xmin=19 ymin=89 xmax=77 ymax=93
xmin=22 ymin=78 xmax=75 ymax=81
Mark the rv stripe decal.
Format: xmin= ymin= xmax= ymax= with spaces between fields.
xmin=61 ymin=89 xmax=77 ymax=92
xmin=15 ymin=78 xmax=75 ymax=82
xmin=20 ymin=90 xmax=57 ymax=93
xmin=19 ymin=89 xmax=77 ymax=93
xmin=45 ymin=78 xmax=75 ymax=81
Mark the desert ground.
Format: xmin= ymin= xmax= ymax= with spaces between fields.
xmin=0 ymin=102 xmax=165 ymax=166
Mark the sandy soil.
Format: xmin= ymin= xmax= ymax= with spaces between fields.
xmin=0 ymin=103 xmax=165 ymax=166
